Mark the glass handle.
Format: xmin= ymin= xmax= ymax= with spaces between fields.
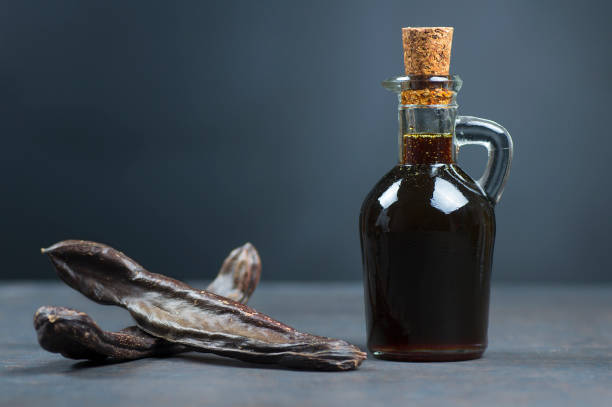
xmin=455 ymin=116 xmax=513 ymax=205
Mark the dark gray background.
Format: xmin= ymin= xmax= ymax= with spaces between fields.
xmin=2 ymin=0 xmax=610 ymax=282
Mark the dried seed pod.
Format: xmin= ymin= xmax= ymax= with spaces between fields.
xmin=41 ymin=240 xmax=366 ymax=370
xmin=34 ymin=306 xmax=185 ymax=360
xmin=206 ymin=243 xmax=261 ymax=303
xmin=35 ymin=243 xmax=261 ymax=361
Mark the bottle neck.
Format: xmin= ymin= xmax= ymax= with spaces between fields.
xmin=398 ymin=106 xmax=457 ymax=165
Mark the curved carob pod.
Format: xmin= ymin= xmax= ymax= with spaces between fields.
xmin=34 ymin=306 xmax=186 ymax=360
xmin=206 ymin=243 xmax=260 ymax=304
xmin=41 ymin=240 xmax=366 ymax=370
xmin=34 ymin=243 xmax=261 ymax=361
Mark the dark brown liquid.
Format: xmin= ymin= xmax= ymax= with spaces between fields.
xmin=402 ymin=133 xmax=453 ymax=164
xmin=359 ymin=163 xmax=495 ymax=361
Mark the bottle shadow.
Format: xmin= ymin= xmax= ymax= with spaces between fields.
xmin=485 ymin=349 xmax=612 ymax=368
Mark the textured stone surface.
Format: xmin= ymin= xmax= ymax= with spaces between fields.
xmin=1 ymin=282 xmax=611 ymax=407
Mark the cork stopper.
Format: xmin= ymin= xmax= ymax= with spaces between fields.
xmin=402 ymin=27 xmax=453 ymax=76
xmin=400 ymin=27 xmax=454 ymax=105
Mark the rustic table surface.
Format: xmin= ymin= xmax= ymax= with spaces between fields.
xmin=1 ymin=282 xmax=611 ymax=407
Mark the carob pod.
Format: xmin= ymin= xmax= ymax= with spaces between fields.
xmin=41 ymin=240 xmax=366 ymax=370
xmin=35 ymin=306 xmax=185 ymax=360
xmin=205 ymin=243 xmax=261 ymax=303
xmin=34 ymin=243 xmax=261 ymax=361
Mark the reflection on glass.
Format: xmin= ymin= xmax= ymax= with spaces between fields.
xmin=430 ymin=178 xmax=468 ymax=214
xmin=378 ymin=180 xmax=401 ymax=209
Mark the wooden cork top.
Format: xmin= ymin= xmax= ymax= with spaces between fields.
xmin=400 ymin=27 xmax=454 ymax=105
xmin=402 ymin=27 xmax=453 ymax=76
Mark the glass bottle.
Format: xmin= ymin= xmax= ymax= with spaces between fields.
xmin=359 ymin=75 xmax=513 ymax=361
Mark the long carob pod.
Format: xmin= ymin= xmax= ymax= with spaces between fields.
xmin=35 ymin=306 xmax=185 ymax=360
xmin=34 ymin=243 xmax=261 ymax=361
xmin=41 ymin=240 xmax=366 ymax=370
